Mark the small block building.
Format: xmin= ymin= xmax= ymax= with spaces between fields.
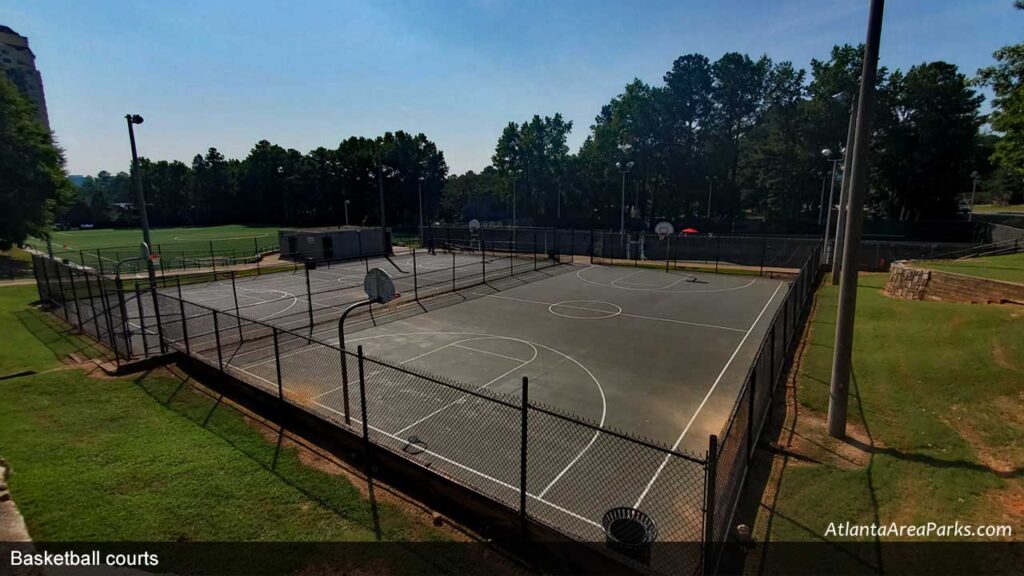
xmin=279 ymin=226 xmax=390 ymax=262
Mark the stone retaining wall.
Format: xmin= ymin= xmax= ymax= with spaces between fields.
xmin=884 ymin=261 xmax=1024 ymax=305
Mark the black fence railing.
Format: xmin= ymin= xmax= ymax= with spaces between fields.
xmin=31 ymin=231 xmax=822 ymax=575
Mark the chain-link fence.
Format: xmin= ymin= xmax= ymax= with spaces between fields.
xmin=31 ymin=236 xmax=823 ymax=575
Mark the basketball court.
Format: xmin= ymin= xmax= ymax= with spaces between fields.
xmin=187 ymin=261 xmax=788 ymax=547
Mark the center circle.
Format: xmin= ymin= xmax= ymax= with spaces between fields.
xmin=547 ymin=300 xmax=622 ymax=320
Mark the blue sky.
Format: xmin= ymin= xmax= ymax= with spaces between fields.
xmin=3 ymin=0 xmax=1019 ymax=176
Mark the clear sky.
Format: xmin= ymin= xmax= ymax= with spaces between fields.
xmin=2 ymin=0 xmax=1019 ymax=177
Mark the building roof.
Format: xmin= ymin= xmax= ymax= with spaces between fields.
xmin=280 ymin=226 xmax=380 ymax=234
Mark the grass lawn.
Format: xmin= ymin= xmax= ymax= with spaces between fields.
xmin=0 ymin=285 xmax=502 ymax=574
xmin=28 ymin=225 xmax=281 ymax=268
xmin=749 ymin=274 xmax=1023 ymax=573
xmin=973 ymin=204 xmax=1024 ymax=214
xmin=919 ymin=252 xmax=1024 ymax=284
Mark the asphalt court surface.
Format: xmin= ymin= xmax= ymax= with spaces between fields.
xmin=169 ymin=250 xmax=544 ymax=333
xmin=209 ymin=263 xmax=786 ymax=542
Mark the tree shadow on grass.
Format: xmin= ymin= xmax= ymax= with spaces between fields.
xmin=129 ymin=366 xmax=520 ymax=575
xmin=14 ymin=308 xmax=112 ymax=364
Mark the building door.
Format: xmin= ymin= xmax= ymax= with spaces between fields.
xmin=288 ymin=236 xmax=297 ymax=257
xmin=322 ymin=236 xmax=334 ymax=260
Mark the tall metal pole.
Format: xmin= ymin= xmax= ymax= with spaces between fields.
xmin=126 ymin=114 xmax=156 ymax=287
xmin=832 ymin=100 xmax=860 ymax=284
xmin=344 ymin=199 xmax=350 ymax=226
xmin=828 ymin=0 xmax=885 ymax=439
xmin=418 ymin=176 xmax=425 ymax=244
xmin=821 ymin=158 xmax=839 ymax=265
xmin=620 ymin=171 xmax=627 ymax=234
xmin=377 ymin=149 xmax=386 ymax=228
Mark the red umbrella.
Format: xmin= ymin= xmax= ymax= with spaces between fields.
xmin=680 ymin=227 xmax=700 ymax=235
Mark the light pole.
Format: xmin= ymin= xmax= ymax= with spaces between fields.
xmin=968 ymin=171 xmax=979 ymax=222
xmin=818 ymin=176 xmax=828 ymax=225
xmin=616 ymin=161 xmax=634 ymax=234
xmin=832 ymin=94 xmax=859 ymax=284
xmin=418 ymin=175 xmax=425 ymax=244
xmin=344 ymin=199 xmax=350 ymax=226
xmin=377 ymin=153 xmax=386 ymax=228
xmin=125 ymin=114 xmax=156 ymax=287
xmin=829 ymin=0 xmax=885 ymax=439
xmin=821 ymin=148 xmax=843 ymax=265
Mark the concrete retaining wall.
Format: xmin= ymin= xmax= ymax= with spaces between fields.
xmin=884 ymin=261 xmax=1024 ymax=305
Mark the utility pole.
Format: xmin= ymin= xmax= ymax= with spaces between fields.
xmin=377 ymin=148 xmax=386 ymax=228
xmin=828 ymin=0 xmax=885 ymax=439
xmin=126 ymin=114 xmax=156 ymax=287
xmin=818 ymin=176 xmax=827 ymax=225
xmin=821 ymin=151 xmax=842 ymax=265
xmin=617 ymin=161 xmax=634 ymax=234
xmin=418 ymin=175 xmax=425 ymax=244
xmin=832 ymin=99 xmax=859 ymax=284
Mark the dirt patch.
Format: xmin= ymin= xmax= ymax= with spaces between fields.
xmin=943 ymin=405 xmax=1021 ymax=478
xmin=780 ymin=408 xmax=873 ymax=470
xmin=991 ymin=340 xmax=1020 ymax=372
xmin=984 ymin=482 xmax=1024 ymax=538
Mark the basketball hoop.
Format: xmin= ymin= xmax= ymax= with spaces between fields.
xmin=654 ymin=221 xmax=674 ymax=240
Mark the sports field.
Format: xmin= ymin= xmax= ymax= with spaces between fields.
xmin=33 ymin=224 xmax=280 ymax=254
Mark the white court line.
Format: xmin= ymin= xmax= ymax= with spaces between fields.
xmin=633 ymin=280 xmax=785 ymax=508
xmin=576 ymin=266 xmax=758 ymax=294
xmin=471 ymin=292 xmax=746 ymax=333
xmin=393 ymin=341 xmax=538 ymax=436
xmin=224 ymin=358 xmax=602 ymax=530
xmin=452 ymin=343 xmax=527 ymax=363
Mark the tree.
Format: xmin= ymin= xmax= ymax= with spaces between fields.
xmin=0 ymin=76 xmax=73 ymax=248
xmin=977 ymin=13 xmax=1024 ymax=204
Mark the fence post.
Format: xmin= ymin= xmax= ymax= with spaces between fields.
xmin=212 ymin=310 xmax=223 ymax=373
xmin=82 ymin=268 xmax=97 ymax=336
xmin=273 ymin=328 xmax=284 ymax=400
xmin=715 ymin=235 xmax=721 ymax=273
xmin=481 ymin=237 xmax=487 ymax=284
xmin=54 ymin=263 xmax=68 ymax=320
xmin=68 ymin=267 xmax=82 ymax=328
xmin=254 ymin=237 xmax=259 ymax=260
xmin=519 ymin=376 xmax=529 ymax=534
xmin=178 ymin=296 xmax=190 ymax=355
xmin=665 ymin=235 xmax=670 ymax=272
xmin=115 ymin=276 xmax=131 ymax=358
xmin=769 ymin=326 xmax=777 ymax=386
xmin=134 ymin=285 xmax=149 ymax=354
xmin=96 ymin=249 xmax=104 ymax=275
xmin=151 ymin=284 xmax=166 ymax=354
xmin=747 ymin=371 xmax=757 ymax=463
xmin=357 ymin=345 xmax=371 ymax=466
xmin=760 ymin=237 xmax=767 ymax=276
xmin=412 ymin=248 xmax=419 ymax=301
xmin=589 ymin=230 xmax=594 ymax=264
xmin=533 ymin=231 xmax=538 ymax=271
xmin=703 ymin=434 xmax=719 ymax=576
xmin=304 ymin=263 xmax=314 ymax=330
xmin=209 ymin=240 xmax=216 ymax=273
xmin=231 ymin=270 xmax=242 ymax=339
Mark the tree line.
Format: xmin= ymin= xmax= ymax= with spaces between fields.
xmin=446 ymin=43 xmax=1003 ymax=229
xmin=61 ymin=131 xmax=448 ymax=229
xmin=4 ymin=3 xmax=1023 ymax=250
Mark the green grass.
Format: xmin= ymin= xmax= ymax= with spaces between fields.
xmin=973 ymin=203 xmax=1024 ymax=213
xmin=919 ymin=252 xmax=1024 ymax=284
xmin=755 ymin=274 xmax=1023 ymax=573
xmin=29 ymin=225 xmax=281 ymax=270
xmin=0 ymin=285 xmax=485 ymax=574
